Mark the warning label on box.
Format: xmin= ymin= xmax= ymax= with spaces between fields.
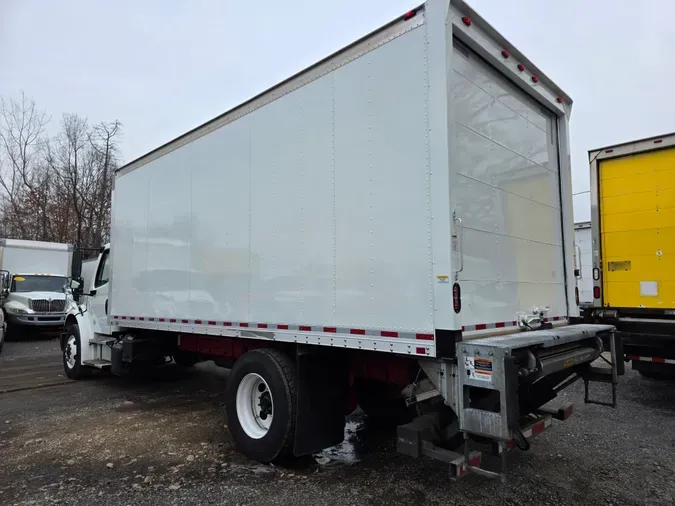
xmin=464 ymin=356 xmax=493 ymax=383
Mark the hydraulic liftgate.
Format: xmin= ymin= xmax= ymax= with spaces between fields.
xmin=398 ymin=324 xmax=619 ymax=481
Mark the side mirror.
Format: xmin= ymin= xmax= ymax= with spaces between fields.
xmin=70 ymin=276 xmax=84 ymax=302
xmin=0 ymin=270 xmax=9 ymax=298
xmin=71 ymin=249 xmax=83 ymax=280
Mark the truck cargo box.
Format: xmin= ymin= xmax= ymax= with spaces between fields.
xmin=109 ymin=0 xmax=577 ymax=358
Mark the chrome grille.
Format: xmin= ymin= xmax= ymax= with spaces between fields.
xmin=30 ymin=299 xmax=66 ymax=313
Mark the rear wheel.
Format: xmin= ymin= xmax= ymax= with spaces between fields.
xmin=225 ymin=348 xmax=297 ymax=463
xmin=63 ymin=324 xmax=86 ymax=380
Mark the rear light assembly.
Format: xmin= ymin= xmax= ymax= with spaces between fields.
xmin=593 ymin=286 xmax=601 ymax=299
xmin=403 ymin=10 xmax=417 ymax=21
xmin=453 ymin=283 xmax=462 ymax=313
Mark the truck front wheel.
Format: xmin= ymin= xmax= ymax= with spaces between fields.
xmin=225 ymin=348 xmax=297 ymax=463
xmin=63 ymin=324 xmax=86 ymax=380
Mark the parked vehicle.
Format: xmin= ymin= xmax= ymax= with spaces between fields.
xmin=0 ymin=240 xmax=73 ymax=345
xmin=584 ymin=132 xmax=675 ymax=378
xmin=575 ymin=221 xmax=593 ymax=307
xmin=62 ymin=0 xmax=619 ymax=479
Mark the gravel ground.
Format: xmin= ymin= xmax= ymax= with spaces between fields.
xmin=0 ymin=339 xmax=674 ymax=505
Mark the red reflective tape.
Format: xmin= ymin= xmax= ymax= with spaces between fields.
xmin=468 ymin=455 xmax=481 ymax=467
xmin=121 ymin=316 xmax=127 ymax=320
xmin=495 ymin=322 xmax=505 ymax=328
xmin=240 ymin=323 xmax=249 ymax=328
xmin=381 ymin=331 xmax=398 ymax=338
xmin=130 ymin=317 xmax=136 ymax=321
xmin=170 ymin=319 xmax=176 ymax=323
xmin=461 ymin=326 xmax=466 ymax=331
xmin=182 ymin=319 xmax=189 ymax=324
xmin=474 ymin=324 xmax=487 ymax=331
xmin=159 ymin=318 xmax=166 ymax=322
xmin=149 ymin=317 xmax=155 ymax=322
xmin=416 ymin=347 xmax=426 ymax=354
xmin=139 ymin=317 xmax=145 ymax=321
xmin=543 ymin=318 xmax=549 ymax=323
xmin=223 ymin=322 xmax=232 ymax=326
xmin=208 ymin=321 xmax=217 ymax=326
xmin=416 ymin=333 xmax=434 ymax=341
xmin=277 ymin=324 xmax=289 ymax=330
xmin=257 ymin=323 xmax=268 ymax=329
xmin=627 ymin=355 xmax=640 ymax=361
xmin=553 ymin=316 xmax=560 ymax=321
xmin=194 ymin=320 xmax=202 ymax=325
xmin=324 ymin=327 xmax=337 ymax=333
xmin=114 ymin=316 xmax=119 ymax=320
xmin=299 ymin=326 xmax=311 ymax=331
xmin=350 ymin=329 xmax=365 ymax=335
xmin=512 ymin=321 xmax=517 ymax=326
xmin=653 ymin=357 xmax=666 ymax=363
xmin=532 ymin=422 xmax=546 ymax=435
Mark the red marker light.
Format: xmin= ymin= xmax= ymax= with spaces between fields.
xmin=517 ymin=64 xmax=525 ymax=72
xmin=461 ymin=16 xmax=471 ymax=26
xmin=556 ymin=97 xmax=564 ymax=104
xmin=453 ymin=283 xmax=462 ymax=313
xmin=531 ymin=75 xmax=539 ymax=83
xmin=403 ymin=10 xmax=416 ymax=20
xmin=654 ymin=139 xmax=663 ymax=144
xmin=501 ymin=50 xmax=510 ymax=59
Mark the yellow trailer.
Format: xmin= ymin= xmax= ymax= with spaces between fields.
xmin=587 ymin=133 xmax=675 ymax=377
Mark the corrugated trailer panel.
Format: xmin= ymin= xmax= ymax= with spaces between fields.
xmin=599 ymin=147 xmax=675 ymax=308
xmin=110 ymin=17 xmax=434 ymax=333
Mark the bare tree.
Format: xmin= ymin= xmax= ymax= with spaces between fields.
xmin=0 ymin=93 xmax=122 ymax=248
xmin=0 ymin=93 xmax=50 ymax=239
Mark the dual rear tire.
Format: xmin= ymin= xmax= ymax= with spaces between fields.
xmin=225 ymin=349 xmax=297 ymax=463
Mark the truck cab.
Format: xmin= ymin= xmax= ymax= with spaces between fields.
xmin=0 ymin=239 xmax=75 ymax=336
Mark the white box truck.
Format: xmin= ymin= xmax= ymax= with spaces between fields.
xmin=0 ymin=239 xmax=74 ymax=347
xmin=574 ymin=221 xmax=593 ymax=307
xmin=62 ymin=0 xmax=619 ymax=479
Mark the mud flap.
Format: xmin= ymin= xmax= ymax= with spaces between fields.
xmin=293 ymin=346 xmax=348 ymax=456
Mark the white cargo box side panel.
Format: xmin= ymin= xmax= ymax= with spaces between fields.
xmin=111 ymin=16 xmax=435 ymax=334
xmin=0 ymin=240 xmax=72 ymax=277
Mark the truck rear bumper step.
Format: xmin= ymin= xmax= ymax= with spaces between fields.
xmin=82 ymin=359 xmax=111 ymax=370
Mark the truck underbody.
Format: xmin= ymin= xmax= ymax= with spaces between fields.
xmin=62 ymin=320 xmax=619 ymax=480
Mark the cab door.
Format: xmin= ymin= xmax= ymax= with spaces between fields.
xmin=89 ymin=249 xmax=112 ymax=335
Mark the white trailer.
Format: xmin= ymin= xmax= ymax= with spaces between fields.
xmin=574 ymin=222 xmax=593 ymax=306
xmin=0 ymin=239 xmax=74 ymax=350
xmin=62 ymin=0 xmax=618 ymax=479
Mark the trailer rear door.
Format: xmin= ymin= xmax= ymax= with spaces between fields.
xmin=451 ymin=39 xmax=567 ymax=327
xmin=599 ymin=147 xmax=675 ymax=308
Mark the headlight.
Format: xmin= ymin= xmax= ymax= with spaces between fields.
xmin=6 ymin=307 xmax=27 ymax=315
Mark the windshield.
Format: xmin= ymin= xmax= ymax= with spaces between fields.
xmin=11 ymin=275 xmax=67 ymax=293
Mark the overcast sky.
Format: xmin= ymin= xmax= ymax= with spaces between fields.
xmin=2 ymin=0 xmax=675 ymax=222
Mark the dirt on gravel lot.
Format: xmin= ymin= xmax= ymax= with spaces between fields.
xmin=1 ymin=339 xmax=675 ymax=506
